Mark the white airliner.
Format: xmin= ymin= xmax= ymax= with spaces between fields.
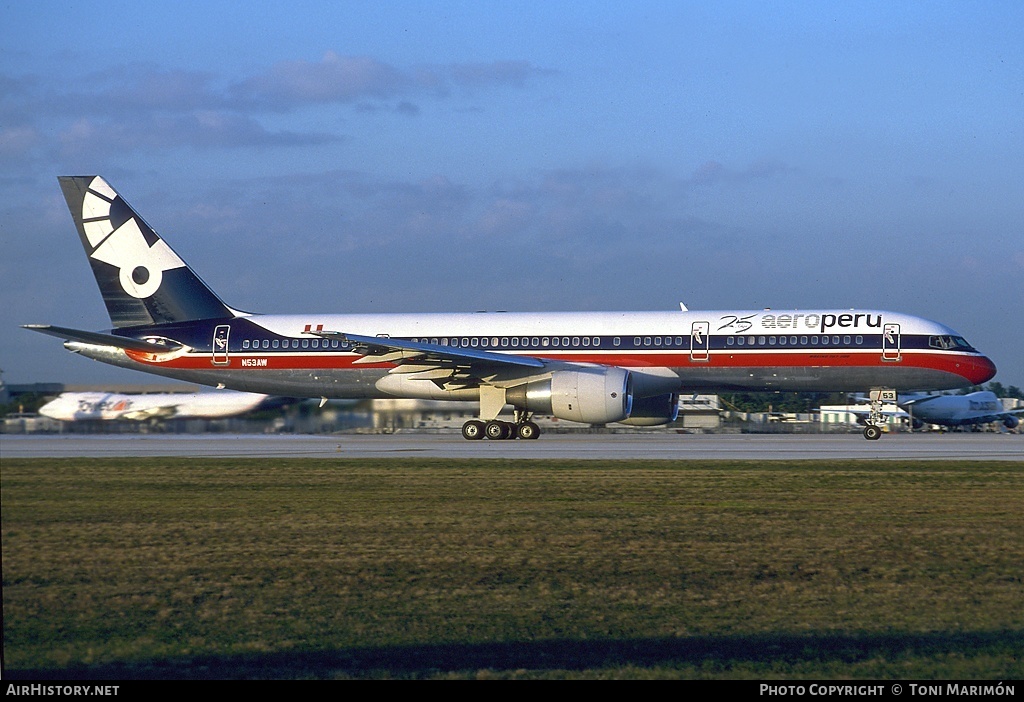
xmin=897 ymin=391 xmax=1023 ymax=430
xmin=38 ymin=390 xmax=277 ymax=421
xmin=24 ymin=176 xmax=997 ymax=441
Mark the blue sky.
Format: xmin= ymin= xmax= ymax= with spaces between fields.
xmin=2 ymin=1 xmax=1022 ymax=389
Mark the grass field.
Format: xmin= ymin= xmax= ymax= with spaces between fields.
xmin=2 ymin=457 xmax=1023 ymax=679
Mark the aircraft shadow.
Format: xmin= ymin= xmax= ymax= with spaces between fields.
xmin=7 ymin=630 xmax=1021 ymax=680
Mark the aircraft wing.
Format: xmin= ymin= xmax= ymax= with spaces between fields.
xmin=308 ymin=330 xmax=550 ymax=396
xmin=310 ymin=331 xmax=541 ymax=365
xmin=22 ymin=324 xmax=184 ymax=353
xmin=311 ymin=331 xmax=546 ymax=370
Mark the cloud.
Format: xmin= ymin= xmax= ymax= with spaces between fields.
xmin=690 ymin=159 xmax=796 ymax=185
xmin=1 ymin=53 xmax=554 ymax=168
xmin=57 ymin=113 xmax=339 ymax=156
xmin=228 ymin=52 xmax=555 ymax=110
xmin=0 ymin=125 xmax=39 ymax=161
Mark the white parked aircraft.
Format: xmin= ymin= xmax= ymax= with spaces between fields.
xmin=24 ymin=176 xmax=997 ymax=441
xmin=38 ymin=390 xmax=278 ymax=421
xmin=898 ymin=391 xmax=1023 ymax=430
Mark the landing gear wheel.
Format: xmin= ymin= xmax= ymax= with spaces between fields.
xmin=517 ymin=421 xmax=541 ymax=440
xmin=863 ymin=425 xmax=882 ymax=441
xmin=462 ymin=420 xmax=486 ymax=440
xmin=485 ymin=420 xmax=512 ymax=440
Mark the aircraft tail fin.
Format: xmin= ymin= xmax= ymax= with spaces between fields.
xmin=58 ymin=176 xmax=236 ymax=328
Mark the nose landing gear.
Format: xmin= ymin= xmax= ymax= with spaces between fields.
xmin=862 ymin=388 xmax=896 ymax=441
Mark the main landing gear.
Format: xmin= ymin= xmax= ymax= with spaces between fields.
xmin=462 ymin=411 xmax=541 ymax=440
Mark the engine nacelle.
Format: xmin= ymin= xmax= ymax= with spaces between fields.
xmin=507 ymin=368 xmax=633 ymax=424
xmin=1004 ymin=416 xmax=1020 ymax=429
xmin=617 ymin=393 xmax=680 ymax=426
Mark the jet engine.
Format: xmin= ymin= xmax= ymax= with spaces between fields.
xmin=617 ymin=392 xmax=680 ymax=426
xmin=1004 ymin=416 xmax=1019 ymax=429
xmin=507 ymin=368 xmax=632 ymax=424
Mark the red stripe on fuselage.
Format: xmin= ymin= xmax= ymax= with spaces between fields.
xmin=124 ymin=348 xmax=995 ymax=384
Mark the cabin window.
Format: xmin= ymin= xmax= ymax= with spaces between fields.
xmin=582 ymin=337 xmax=590 ymax=347
xmin=856 ymin=335 xmax=863 ymax=345
xmin=272 ymin=340 xmax=280 ymax=349
xmin=613 ymin=337 xmax=621 ymax=347
xmin=242 ymin=340 xmax=250 ymax=349
xmin=302 ymin=339 xmax=309 ymax=348
xmin=511 ymin=337 xmax=519 ymax=347
xmin=736 ymin=337 xmax=744 ymax=346
xmin=844 ymin=335 xmax=851 ymax=345
xmin=758 ymin=336 xmax=766 ymax=345
xmin=572 ymin=337 xmax=580 ymax=347
xmin=811 ymin=336 xmax=819 ymax=345
xmin=501 ymin=338 xmax=508 ymax=347
xmin=531 ymin=337 xmax=540 ymax=346
xmin=542 ymin=338 xmax=550 ymax=347
xmin=727 ymin=337 xmax=735 ymax=346
xmin=832 ymin=336 xmax=840 ymax=345
xmin=471 ymin=338 xmax=479 ymax=347
xmin=769 ymin=336 xmax=777 ymax=346
xmin=801 ymin=336 xmax=808 ymax=345
xmin=634 ymin=337 xmax=642 ymax=346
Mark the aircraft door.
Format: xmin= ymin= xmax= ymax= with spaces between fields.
xmin=690 ymin=321 xmax=710 ymax=362
xmin=212 ymin=324 xmax=230 ymax=366
xmin=882 ymin=323 xmax=901 ymax=361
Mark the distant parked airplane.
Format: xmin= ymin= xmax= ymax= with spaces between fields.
xmin=24 ymin=176 xmax=997 ymax=441
xmin=898 ymin=391 xmax=1024 ymax=430
xmin=38 ymin=390 xmax=281 ymax=421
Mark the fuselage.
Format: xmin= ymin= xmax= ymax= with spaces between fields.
xmin=67 ymin=307 xmax=996 ymax=401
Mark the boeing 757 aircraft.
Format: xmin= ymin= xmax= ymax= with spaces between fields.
xmin=24 ymin=176 xmax=997 ymax=441
xmin=37 ymin=389 xmax=279 ymax=422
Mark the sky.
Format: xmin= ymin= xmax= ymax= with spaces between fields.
xmin=2 ymin=1 xmax=1022 ymax=389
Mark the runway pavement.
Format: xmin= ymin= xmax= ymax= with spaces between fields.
xmin=4 ymin=431 xmax=1022 ymax=460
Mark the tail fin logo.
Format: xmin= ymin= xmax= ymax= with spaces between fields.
xmin=81 ymin=177 xmax=186 ymax=299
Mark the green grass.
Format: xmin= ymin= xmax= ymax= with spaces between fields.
xmin=2 ymin=458 xmax=1023 ymax=679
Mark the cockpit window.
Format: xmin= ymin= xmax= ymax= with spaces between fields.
xmin=929 ymin=335 xmax=975 ymax=351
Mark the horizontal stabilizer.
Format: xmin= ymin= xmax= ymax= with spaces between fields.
xmin=21 ymin=324 xmax=183 ymax=352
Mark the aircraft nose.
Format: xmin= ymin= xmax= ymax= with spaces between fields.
xmin=962 ymin=355 xmax=997 ymax=385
